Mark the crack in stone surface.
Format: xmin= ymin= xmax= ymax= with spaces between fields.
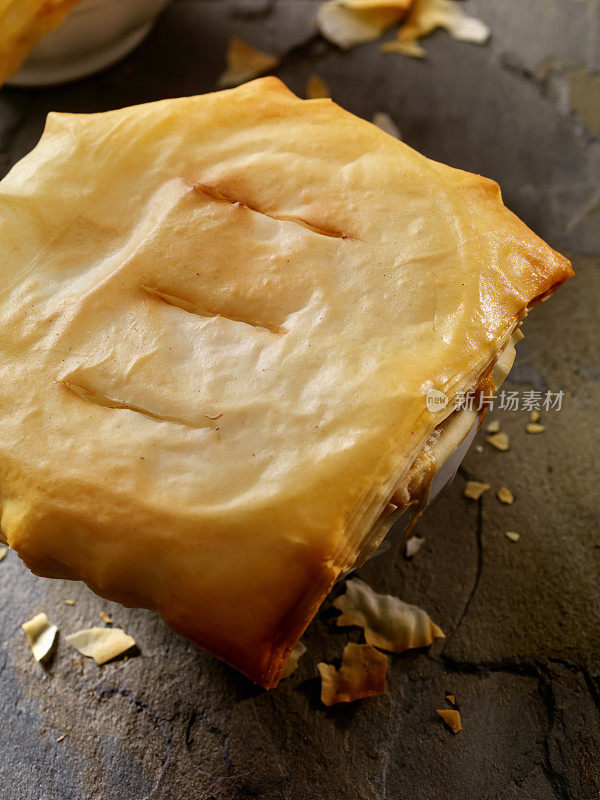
xmin=449 ymin=466 xmax=485 ymax=636
xmin=92 ymin=682 xmax=173 ymax=800
xmin=185 ymin=707 xmax=233 ymax=775
xmin=439 ymin=654 xmax=592 ymax=800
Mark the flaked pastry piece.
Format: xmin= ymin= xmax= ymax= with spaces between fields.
xmin=316 ymin=0 xmax=489 ymax=56
xmin=66 ymin=627 xmax=136 ymax=665
xmin=280 ymin=640 xmax=307 ymax=679
xmin=318 ymin=643 xmax=388 ymax=705
xmin=0 ymin=0 xmax=84 ymax=86
xmin=217 ymin=37 xmax=280 ymax=89
xmin=0 ymin=78 xmax=572 ymax=687
xmin=333 ymin=578 xmax=444 ymax=652
xmin=22 ymin=612 xmax=58 ymax=663
xmin=317 ymin=0 xmax=413 ymax=49
xmin=437 ymin=707 xmax=462 ymax=733
xmin=381 ymin=0 xmax=490 ymax=57
xmin=306 ymin=74 xmax=331 ymax=100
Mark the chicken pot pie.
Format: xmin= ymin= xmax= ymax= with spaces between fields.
xmin=0 ymin=0 xmax=84 ymax=86
xmin=0 ymin=78 xmax=572 ymax=687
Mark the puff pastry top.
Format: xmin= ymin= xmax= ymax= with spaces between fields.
xmin=0 ymin=78 xmax=572 ymax=686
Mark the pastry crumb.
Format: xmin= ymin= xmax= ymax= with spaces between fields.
xmin=486 ymin=431 xmax=510 ymax=451
xmin=0 ymin=546 xmax=8 ymax=562
xmin=497 ymin=486 xmax=514 ymax=504
xmin=63 ymin=599 xmax=75 ymax=606
xmin=405 ymin=535 xmax=425 ymax=558
xmin=318 ymin=642 xmax=387 ymax=706
xmin=526 ymin=422 xmax=545 ymax=434
xmin=56 ymin=732 xmax=68 ymax=743
xmin=437 ymin=708 xmax=462 ymax=733
xmin=445 ymin=693 xmax=456 ymax=705
xmin=99 ymin=611 xmax=112 ymax=624
xmin=486 ymin=419 xmax=500 ymax=434
xmin=505 ymin=531 xmax=520 ymax=542
xmin=463 ymin=481 xmax=490 ymax=500
xmin=529 ymin=410 xmax=541 ymax=423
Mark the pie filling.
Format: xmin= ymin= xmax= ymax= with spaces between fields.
xmin=352 ymin=327 xmax=522 ymax=569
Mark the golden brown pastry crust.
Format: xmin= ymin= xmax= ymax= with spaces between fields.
xmin=0 ymin=78 xmax=572 ymax=687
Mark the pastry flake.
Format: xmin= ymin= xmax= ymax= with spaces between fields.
xmin=316 ymin=0 xmax=413 ymax=49
xmin=316 ymin=0 xmax=488 ymax=57
xmin=437 ymin=707 xmax=462 ymax=733
xmin=333 ymin=578 xmax=444 ymax=652
xmin=405 ymin=534 xmax=425 ymax=558
xmin=22 ymin=612 xmax=58 ymax=663
xmin=372 ymin=111 xmax=402 ymax=139
xmin=66 ymin=628 xmax=135 ymax=665
xmin=497 ymin=486 xmax=514 ymax=504
xmin=486 ymin=432 xmax=511 ymax=451
xmin=217 ymin=37 xmax=279 ymax=89
xmin=392 ymin=0 xmax=490 ymax=51
xmin=380 ymin=37 xmax=426 ymax=57
xmin=526 ymin=422 xmax=545 ymax=434
xmin=306 ymin=74 xmax=331 ymax=99
xmin=463 ymin=481 xmax=490 ymax=501
xmin=280 ymin=640 xmax=307 ymax=679
xmin=0 ymin=78 xmax=572 ymax=687
xmin=318 ymin=642 xmax=388 ymax=705
xmin=0 ymin=0 xmax=84 ymax=86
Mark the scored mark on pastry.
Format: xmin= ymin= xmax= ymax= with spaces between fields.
xmin=59 ymin=379 xmax=216 ymax=430
xmin=140 ymin=284 xmax=286 ymax=335
xmin=193 ymin=183 xmax=350 ymax=240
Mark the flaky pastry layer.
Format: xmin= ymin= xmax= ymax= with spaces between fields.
xmin=0 ymin=78 xmax=572 ymax=686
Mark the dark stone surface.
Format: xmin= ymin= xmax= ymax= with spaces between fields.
xmin=1 ymin=1 xmax=599 ymax=798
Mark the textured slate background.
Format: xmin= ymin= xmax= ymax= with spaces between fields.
xmin=1 ymin=1 xmax=599 ymax=798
